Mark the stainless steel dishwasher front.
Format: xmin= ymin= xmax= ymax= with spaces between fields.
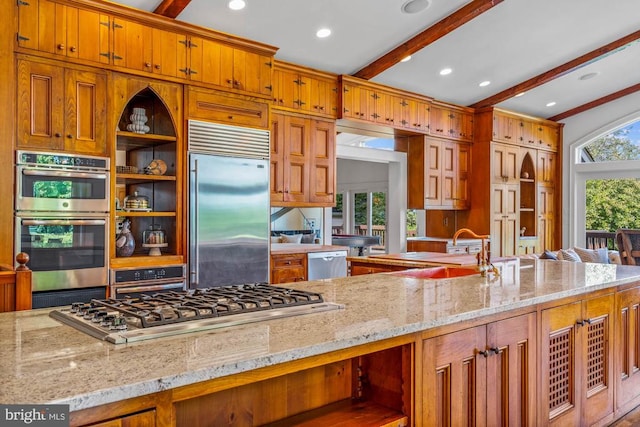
xmin=307 ymin=250 xmax=348 ymax=280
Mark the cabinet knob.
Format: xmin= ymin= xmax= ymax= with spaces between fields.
xmin=54 ymin=133 xmax=61 ymax=138
xmin=67 ymin=134 xmax=73 ymax=139
xmin=57 ymin=43 xmax=65 ymax=51
xmin=478 ymin=349 xmax=490 ymax=358
xmin=69 ymin=46 xmax=76 ymax=53
xmin=228 ymin=115 xmax=234 ymax=120
xmin=145 ymin=62 xmax=151 ymax=68
xmin=154 ymin=64 xmax=161 ymax=70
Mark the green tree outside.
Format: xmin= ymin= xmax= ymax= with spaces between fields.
xmin=584 ymin=126 xmax=640 ymax=233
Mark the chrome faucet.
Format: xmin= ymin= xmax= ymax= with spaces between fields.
xmin=452 ymin=228 xmax=499 ymax=277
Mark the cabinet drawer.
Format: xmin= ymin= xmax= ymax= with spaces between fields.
xmin=187 ymin=87 xmax=269 ymax=129
xmin=272 ymin=254 xmax=305 ymax=268
xmin=446 ymin=246 xmax=467 ymax=254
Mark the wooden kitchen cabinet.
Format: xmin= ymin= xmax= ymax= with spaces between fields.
xmin=468 ymin=108 xmax=562 ymax=255
xmin=17 ymin=0 xmax=110 ymax=65
xmin=270 ymin=253 xmax=307 ymax=284
xmin=407 ymin=136 xmax=470 ymax=210
xmin=190 ymin=39 xmax=273 ymax=97
xmin=186 ymin=86 xmax=269 ymax=129
xmin=491 ymin=183 xmax=519 ymax=257
xmin=421 ymin=313 xmax=536 ymax=426
xmin=540 ymin=294 xmax=614 ymax=426
xmin=429 ymin=102 xmax=474 ymax=142
xmin=615 ymin=286 xmax=640 ymax=414
xmin=272 ymin=61 xmax=338 ymax=118
xmin=83 ymin=409 xmax=155 ymax=427
xmin=339 ymin=75 xmax=432 ymax=134
xmin=270 ymin=112 xmax=336 ymax=207
xmin=16 ymin=57 xmax=107 ymax=155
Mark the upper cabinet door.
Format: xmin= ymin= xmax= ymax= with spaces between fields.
xmin=112 ymin=17 xmax=152 ymax=72
xmin=64 ymin=68 xmax=107 ymax=155
xmin=16 ymin=59 xmax=65 ymax=151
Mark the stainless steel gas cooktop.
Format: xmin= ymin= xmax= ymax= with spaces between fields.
xmin=49 ymin=284 xmax=343 ymax=344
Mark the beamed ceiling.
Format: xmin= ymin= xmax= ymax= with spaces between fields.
xmin=114 ymin=0 xmax=640 ymax=123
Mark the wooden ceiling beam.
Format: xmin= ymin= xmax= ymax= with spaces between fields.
xmin=352 ymin=0 xmax=503 ymax=80
xmin=547 ymin=82 xmax=640 ymax=122
xmin=470 ymin=29 xmax=640 ymax=109
xmin=153 ymin=0 xmax=191 ymax=19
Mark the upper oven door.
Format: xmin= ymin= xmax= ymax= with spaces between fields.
xmin=16 ymin=166 xmax=109 ymax=212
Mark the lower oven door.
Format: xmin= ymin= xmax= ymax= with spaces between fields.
xmin=16 ymin=216 xmax=109 ymax=291
xmin=111 ymin=280 xmax=186 ymax=299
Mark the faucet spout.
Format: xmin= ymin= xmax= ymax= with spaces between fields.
xmin=452 ymin=228 xmax=496 ymax=277
xmin=452 ymin=228 xmax=490 ymax=245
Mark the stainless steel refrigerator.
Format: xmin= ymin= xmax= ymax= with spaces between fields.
xmin=188 ymin=120 xmax=270 ymax=288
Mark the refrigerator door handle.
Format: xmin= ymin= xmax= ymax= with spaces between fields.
xmin=191 ymin=158 xmax=199 ymax=286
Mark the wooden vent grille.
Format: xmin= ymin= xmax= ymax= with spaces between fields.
xmin=587 ymin=319 xmax=607 ymax=391
xmin=549 ymin=329 xmax=572 ymax=412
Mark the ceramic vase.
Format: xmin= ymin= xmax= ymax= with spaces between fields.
xmin=115 ymin=219 xmax=135 ymax=257
xmin=127 ymin=107 xmax=150 ymax=134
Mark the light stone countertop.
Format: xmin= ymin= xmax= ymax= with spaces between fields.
xmin=3 ymin=259 xmax=640 ymax=412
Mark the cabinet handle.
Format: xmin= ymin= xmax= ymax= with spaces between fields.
xmin=145 ymin=62 xmax=151 ymax=68
xmin=57 ymin=43 xmax=65 ymax=51
xmin=228 ymin=115 xmax=234 ymax=120
xmin=478 ymin=349 xmax=490 ymax=358
xmin=67 ymin=134 xmax=73 ymax=139
xmin=54 ymin=133 xmax=61 ymax=138
xmin=154 ymin=64 xmax=160 ymax=70
xmin=576 ymin=318 xmax=592 ymax=327
xmin=490 ymin=347 xmax=500 ymax=355
xmin=69 ymin=46 xmax=76 ymax=53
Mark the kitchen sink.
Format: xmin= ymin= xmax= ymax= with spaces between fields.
xmin=392 ymin=266 xmax=479 ymax=279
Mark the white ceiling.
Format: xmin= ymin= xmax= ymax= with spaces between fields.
xmin=112 ymin=0 xmax=640 ymax=120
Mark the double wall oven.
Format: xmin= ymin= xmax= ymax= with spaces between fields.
xmin=15 ymin=151 xmax=110 ymax=308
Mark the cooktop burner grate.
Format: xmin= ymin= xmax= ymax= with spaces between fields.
xmin=88 ymin=283 xmax=325 ymax=329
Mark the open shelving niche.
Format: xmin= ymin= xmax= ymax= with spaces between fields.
xmin=113 ymin=88 xmax=180 ymax=267
xmin=519 ymin=152 xmax=536 ymax=239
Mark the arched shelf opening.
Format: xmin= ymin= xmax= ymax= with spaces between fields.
xmin=113 ymin=85 xmax=181 ymax=266
xmin=519 ymin=152 xmax=536 ymax=238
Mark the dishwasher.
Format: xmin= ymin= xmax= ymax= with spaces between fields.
xmin=307 ymin=251 xmax=348 ymax=280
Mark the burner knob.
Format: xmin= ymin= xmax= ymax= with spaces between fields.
xmin=83 ymin=308 xmax=99 ymax=319
xmin=102 ymin=315 xmax=115 ymax=327
xmin=70 ymin=302 xmax=85 ymax=313
xmin=92 ymin=310 xmax=108 ymax=323
xmin=109 ymin=316 xmax=127 ymax=331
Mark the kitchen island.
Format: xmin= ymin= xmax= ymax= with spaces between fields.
xmin=4 ymin=259 xmax=640 ymax=426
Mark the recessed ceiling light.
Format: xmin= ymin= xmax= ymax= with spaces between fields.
xmin=479 ymin=80 xmax=491 ymax=87
xmin=400 ymin=56 xmax=412 ymax=63
xmin=579 ymin=72 xmax=599 ymax=81
xmin=439 ymin=67 xmax=452 ymax=76
xmin=401 ymin=0 xmax=430 ymax=14
xmin=546 ymin=101 xmax=556 ymax=107
xmin=515 ymin=92 xmax=526 ymax=97
xmin=316 ymin=28 xmax=331 ymax=38
xmin=228 ymin=0 xmax=245 ymax=10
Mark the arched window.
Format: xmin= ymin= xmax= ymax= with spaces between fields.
xmin=572 ymin=120 xmax=640 ymax=248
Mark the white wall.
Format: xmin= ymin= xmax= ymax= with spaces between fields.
xmin=561 ymin=91 xmax=640 ymax=247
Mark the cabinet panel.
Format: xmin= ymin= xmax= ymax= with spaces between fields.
xmin=17 ymin=59 xmax=107 ymax=155
xmin=422 ymin=326 xmax=487 ymax=426
xmin=422 ymin=313 xmax=536 ymax=426
xmin=538 ymin=186 xmax=555 ymax=251
xmin=271 ymin=253 xmax=306 ymax=284
xmin=64 ymin=68 xmax=107 ymax=155
xmin=16 ymin=59 xmax=64 ymax=151
xmin=492 ymin=142 xmax=520 ymax=184
xmin=540 ymin=295 xmax=614 ymax=426
xmin=309 ymin=119 xmax=335 ymax=204
xmin=151 ymin=28 xmax=187 ymax=79
xmin=185 ymin=86 xmax=269 ymax=129
xmin=538 ymin=150 xmax=556 ymax=186
xmin=616 ymin=286 xmax=640 ymax=410
xmin=112 ymin=18 xmax=153 ymax=72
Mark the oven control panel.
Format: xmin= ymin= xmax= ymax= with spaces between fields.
xmin=111 ymin=265 xmax=185 ymax=284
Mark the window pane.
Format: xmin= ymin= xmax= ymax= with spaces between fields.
xmin=586 ymin=178 xmax=640 ymax=231
xmin=581 ymin=123 xmax=640 ymax=162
